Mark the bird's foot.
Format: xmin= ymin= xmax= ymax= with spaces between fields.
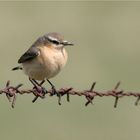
xmin=33 ymin=85 xmax=47 ymax=97
xmin=46 ymin=79 xmax=61 ymax=105
xmin=50 ymin=85 xmax=58 ymax=96
xmin=47 ymin=79 xmax=58 ymax=96
xmin=29 ymin=78 xmax=48 ymax=102
xmin=32 ymin=85 xmax=48 ymax=103
xmin=50 ymin=86 xmax=61 ymax=105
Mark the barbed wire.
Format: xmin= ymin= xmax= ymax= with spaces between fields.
xmin=0 ymin=80 xmax=140 ymax=108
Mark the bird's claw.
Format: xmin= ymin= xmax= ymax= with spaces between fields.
xmin=50 ymin=86 xmax=58 ymax=96
xmin=33 ymin=85 xmax=47 ymax=97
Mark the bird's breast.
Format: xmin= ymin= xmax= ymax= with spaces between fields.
xmin=22 ymin=46 xmax=68 ymax=80
xmin=42 ymin=47 xmax=67 ymax=67
xmin=39 ymin=46 xmax=68 ymax=76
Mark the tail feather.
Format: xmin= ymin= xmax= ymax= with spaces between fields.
xmin=12 ymin=66 xmax=22 ymax=71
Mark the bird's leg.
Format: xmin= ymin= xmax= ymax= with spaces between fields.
xmin=29 ymin=77 xmax=38 ymax=87
xmin=47 ymin=79 xmax=58 ymax=96
xmin=39 ymin=80 xmax=48 ymax=94
xmin=47 ymin=79 xmax=61 ymax=105
xmin=32 ymin=79 xmax=45 ymax=87
xmin=39 ymin=80 xmax=46 ymax=86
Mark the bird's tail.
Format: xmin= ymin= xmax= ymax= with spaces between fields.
xmin=12 ymin=66 xmax=22 ymax=71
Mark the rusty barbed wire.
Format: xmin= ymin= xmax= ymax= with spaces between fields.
xmin=0 ymin=80 xmax=140 ymax=108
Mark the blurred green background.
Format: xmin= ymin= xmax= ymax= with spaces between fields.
xmin=0 ymin=1 xmax=140 ymax=140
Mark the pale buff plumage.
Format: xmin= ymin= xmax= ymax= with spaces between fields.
xmin=22 ymin=45 xmax=68 ymax=81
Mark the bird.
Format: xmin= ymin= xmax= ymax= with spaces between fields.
xmin=12 ymin=32 xmax=73 ymax=95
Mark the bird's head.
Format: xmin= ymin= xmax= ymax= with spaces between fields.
xmin=44 ymin=32 xmax=74 ymax=49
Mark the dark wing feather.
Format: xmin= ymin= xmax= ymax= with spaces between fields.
xmin=18 ymin=35 xmax=47 ymax=64
xmin=18 ymin=47 xmax=39 ymax=63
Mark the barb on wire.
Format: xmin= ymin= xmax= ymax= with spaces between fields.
xmin=0 ymin=80 xmax=140 ymax=108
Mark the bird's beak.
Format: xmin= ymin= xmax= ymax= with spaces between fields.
xmin=62 ymin=40 xmax=74 ymax=46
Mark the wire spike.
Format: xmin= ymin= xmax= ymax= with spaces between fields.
xmin=114 ymin=81 xmax=121 ymax=90
xmin=90 ymin=82 xmax=96 ymax=92
xmin=15 ymin=84 xmax=23 ymax=89
xmin=114 ymin=97 xmax=119 ymax=108
xmin=135 ymin=96 xmax=140 ymax=106
xmin=6 ymin=80 xmax=10 ymax=87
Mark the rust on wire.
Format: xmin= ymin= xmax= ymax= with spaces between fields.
xmin=0 ymin=81 xmax=140 ymax=108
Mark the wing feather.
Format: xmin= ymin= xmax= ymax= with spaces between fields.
xmin=18 ymin=35 xmax=47 ymax=64
xmin=18 ymin=47 xmax=39 ymax=63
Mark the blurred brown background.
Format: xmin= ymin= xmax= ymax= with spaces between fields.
xmin=0 ymin=1 xmax=140 ymax=140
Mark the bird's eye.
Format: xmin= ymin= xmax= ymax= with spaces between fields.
xmin=51 ymin=40 xmax=60 ymax=45
xmin=47 ymin=36 xmax=60 ymax=45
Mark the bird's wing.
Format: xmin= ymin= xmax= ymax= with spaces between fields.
xmin=18 ymin=35 xmax=47 ymax=64
xmin=18 ymin=47 xmax=39 ymax=63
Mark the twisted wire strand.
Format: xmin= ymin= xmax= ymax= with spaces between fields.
xmin=0 ymin=81 xmax=140 ymax=108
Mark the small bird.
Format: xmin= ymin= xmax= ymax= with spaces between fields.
xmin=12 ymin=32 xmax=73 ymax=94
